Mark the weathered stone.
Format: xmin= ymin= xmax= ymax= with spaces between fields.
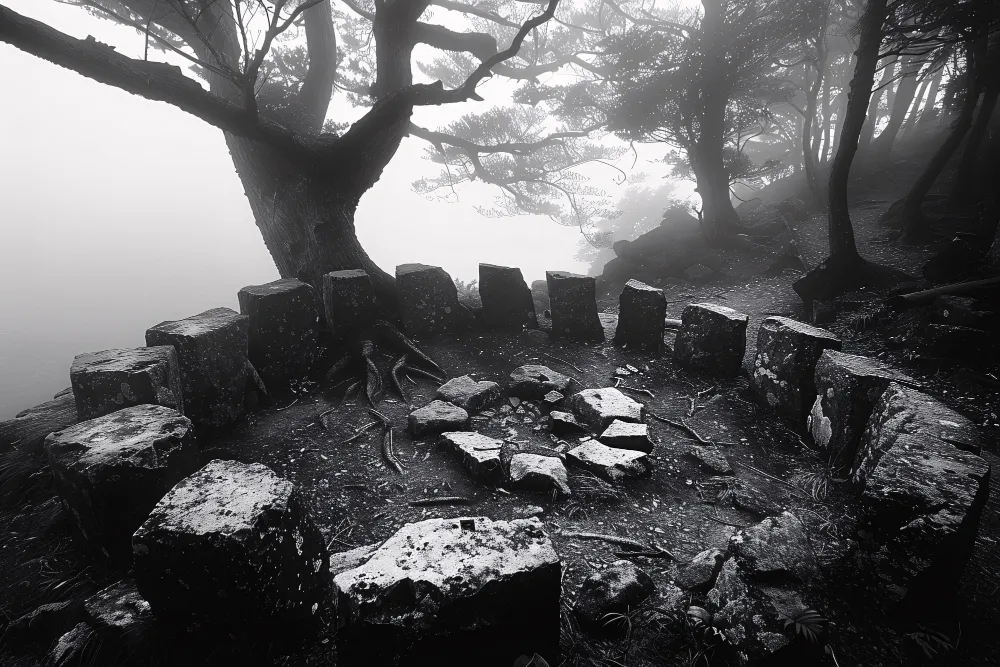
xmin=322 ymin=269 xmax=378 ymax=335
xmin=407 ymin=400 xmax=470 ymax=437
xmin=853 ymin=383 xmax=990 ymax=611
xmin=508 ymin=365 xmax=575 ymax=399
xmin=613 ymin=279 xmax=666 ymax=353
xmin=334 ymin=517 xmax=561 ymax=666
xmin=570 ymin=388 xmax=644 ymax=430
xmin=546 ymin=271 xmax=604 ymax=342
xmin=440 ymin=431 xmax=503 ymax=483
xmin=133 ymin=460 xmax=330 ymax=630
xmin=673 ymin=303 xmax=750 ymax=376
xmin=933 ymin=295 xmax=993 ymax=328
xmin=238 ymin=278 xmax=320 ymax=388
xmin=45 ymin=622 xmax=93 ymax=667
xmin=549 ymin=410 xmax=586 ymax=435
xmin=911 ymin=323 xmax=993 ymax=359
xmin=84 ymin=579 xmax=154 ymax=635
xmin=598 ymin=420 xmax=653 ymax=453
xmin=0 ymin=600 xmax=85 ymax=652
xmin=44 ymin=405 xmax=198 ymax=562
xmin=573 ymin=560 xmax=656 ymax=633
xmin=145 ymin=308 xmax=250 ymax=428
xmin=479 ymin=263 xmax=537 ymax=330
xmin=70 ymin=347 xmax=183 ymax=421
xmin=542 ymin=390 xmax=564 ymax=408
xmin=734 ymin=512 xmax=817 ymax=582
xmin=750 ymin=316 xmax=841 ymax=423
xmin=435 ymin=375 xmax=501 ymax=412
xmin=687 ymin=445 xmax=732 ymax=475
xmin=508 ymin=453 xmax=571 ymax=496
xmin=675 ymin=548 xmax=724 ymax=591
xmin=396 ymin=263 xmax=468 ymax=335
xmin=0 ymin=390 xmax=78 ymax=455
xmin=731 ymin=482 xmax=782 ymax=517
xmin=329 ymin=543 xmax=378 ymax=576
xmin=808 ymin=350 xmax=907 ymax=468
xmin=567 ymin=440 xmax=651 ymax=482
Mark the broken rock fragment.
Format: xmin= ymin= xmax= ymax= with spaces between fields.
xmin=570 ymin=387 xmax=644 ymax=430
xmin=44 ymin=404 xmax=198 ymax=562
xmin=439 ymin=431 xmax=503 ymax=483
xmin=672 ymin=303 xmax=750 ymax=376
xmin=573 ymin=560 xmax=656 ymax=634
xmin=687 ymin=445 xmax=732 ymax=475
xmin=613 ymin=279 xmax=666 ymax=353
xmin=70 ymin=346 xmax=183 ymax=421
xmin=334 ymin=516 xmax=561 ymax=666
xmin=675 ymin=548 xmax=724 ymax=591
xmin=598 ymin=419 xmax=653 ymax=452
xmin=733 ymin=512 xmax=817 ymax=582
xmin=508 ymin=453 xmax=571 ymax=496
xmin=546 ymin=271 xmax=604 ymax=342
xmin=479 ymin=263 xmax=537 ymax=330
xmin=396 ymin=263 xmax=469 ymax=335
xmin=132 ymin=460 xmax=330 ymax=631
xmin=567 ymin=440 xmax=651 ymax=483
xmin=237 ymin=278 xmax=320 ymax=388
xmin=435 ymin=375 xmax=501 ymax=412
xmin=508 ymin=364 xmax=575 ymax=399
xmin=549 ymin=410 xmax=586 ymax=436
xmin=407 ymin=400 xmax=470 ymax=437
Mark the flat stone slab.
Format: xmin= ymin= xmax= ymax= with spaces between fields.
xmin=808 ymin=350 xmax=909 ymax=469
xmin=508 ymin=365 xmax=575 ymax=399
xmin=44 ymin=404 xmax=198 ymax=562
xmin=549 ymin=410 xmax=586 ymax=435
xmin=687 ymin=445 xmax=733 ymax=474
xmin=567 ymin=440 xmax=652 ymax=483
xmin=546 ymin=271 xmax=604 ymax=342
xmin=570 ymin=388 xmax=645 ymax=430
xmin=408 ymin=400 xmax=470 ymax=437
xmin=440 ymin=431 xmax=503 ymax=483
xmin=435 ymin=375 xmax=501 ymax=413
xmin=396 ymin=263 xmax=468 ymax=335
xmin=145 ymin=308 xmax=250 ymax=428
xmin=133 ymin=460 xmax=330 ymax=630
xmin=598 ymin=420 xmax=653 ymax=452
xmin=573 ymin=560 xmax=656 ymax=634
xmin=70 ymin=346 xmax=183 ymax=421
xmin=613 ymin=279 xmax=666 ymax=353
xmin=322 ymin=269 xmax=378 ymax=336
xmin=852 ymin=383 xmax=990 ymax=610
xmin=334 ymin=517 xmax=561 ymax=666
xmin=673 ymin=303 xmax=749 ymax=376
xmin=509 ymin=453 xmax=571 ymax=496
xmin=479 ymin=263 xmax=537 ymax=330
xmin=238 ymin=278 xmax=320 ymax=388
xmin=749 ymin=316 xmax=841 ymax=424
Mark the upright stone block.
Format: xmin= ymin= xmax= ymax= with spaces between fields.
xmin=238 ymin=278 xmax=320 ymax=388
xmin=614 ymin=279 xmax=666 ymax=353
xmin=145 ymin=308 xmax=249 ymax=428
xmin=132 ymin=460 xmax=330 ymax=631
xmin=43 ymin=405 xmax=197 ymax=562
xmin=673 ymin=303 xmax=750 ymax=376
xmin=322 ymin=269 xmax=379 ymax=336
xmin=478 ymin=263 xmax=537 ymax=331
xmin=70 ymin=347 xmax=183 ymax=421
xmin=808 ymin=350 xmax=908 ymax=468
xmin=396 ymin=263 xmax=467 ymax=335
xmin=749 ymin=316 xmax=841 ymax=423
xmin=546 ymin=271 xmax=604 ymax=342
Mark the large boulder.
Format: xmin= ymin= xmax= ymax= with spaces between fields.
xmin=808 ymin=350 xmax=908 ymax=469
xmin=567 ymin=440 xmax=652 ymax=483
xmin=333 ymin=516 xmax=561 ymax=666
xmin=145 ymin=308 xmax=250 ymax=428
xmin=322 ymin=269 xmax=379 ymax=335
xmin=238 ymin=278 xmax=320 ymax=388
xmin=43 ymin=405 xmax=198 ymax=563
xmin=70 ymin=347 xmax=183 ymax=421
xmin=546 ymin=271 xmax=604 ymax=342
xmin=0 ymin=389 xmax=78 ymax=455
xmin=673 ymin=303 xmax=750 ymax=376
xmin=440 ymin=431 xmax=504 ymax=483
xmin=749 ymin=316 xmax=841 ymax=424
xmin=573 ymin=560 xmax=656 ymax=634
xmin=852 ymin=383 xmax=990 ymax=613
xmin=396 ymin=263 xmax=469 ymax=335
xmin=408 ymin=400 xmax=470 ymax=437
xmin=508 ymin=365 xmax=575 ymax=399
xmin=732 ymin=512 xmax=817 ymax=582
xmin=435 ymin=375 xmax=501 ymax=413
xmin=479 ymin=263 xmax=537 ymax=330
xmin=570 ymin=388 xmax=644 ymax=430
xmin=613 ymin=279 xmax=666 ymax=354
xmin=132 ymin=460 xmax=331 ymax=631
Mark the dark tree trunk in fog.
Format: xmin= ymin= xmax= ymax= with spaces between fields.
xmin=870 ymin=56 xmax=922 ymax=163
xmin=900 ymin=75 xmax=931 ymax=136
xmin=858 ymin=57 xmax=896 ymax=149
xmin=918 ymin=64 xmax=946 ymax=126
xmin=950 ymin=85 xmax=999 ymax=204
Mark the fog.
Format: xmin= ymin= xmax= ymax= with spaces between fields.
xmin=0 ymin=0 xmax=615 ymax=418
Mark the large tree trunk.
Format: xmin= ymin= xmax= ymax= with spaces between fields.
xmin=949 ymin=85 xmax=1000 ymax=204
xmin=869 ymin=56 xmax=922 ymax=163
xmin=899 ymin=74 xmax=931 ymax=137
xmin=917 ymin=64 xmax=946 ymax=127
xmin=858 ymin=56 xmax=897 ymax=149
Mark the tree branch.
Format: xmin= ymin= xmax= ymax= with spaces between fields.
xmin=430 ymin=0 xmax=520 ymax=28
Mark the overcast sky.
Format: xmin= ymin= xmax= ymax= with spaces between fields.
xmin=0 ymin=0 xmax=678 ymax=418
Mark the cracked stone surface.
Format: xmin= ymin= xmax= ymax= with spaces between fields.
xmin=440 ymin=431 xmax=503 ymax=483
xmin=598 ymin=419 xmax=653 ymax=452
xmin=435 ymin=375 xmax=501 ymax=413
xmin=570 ymin=388 xmax=645 ymax=430
xmin=673 ymin=303 xmax=749 ymax=376
xmin=567 ymin=440 xmax=652 ymax=483
xmin=70 ymin=346 xmax=183 ymax=421
xmin=408 ymin=400 xmax=470 ymax=437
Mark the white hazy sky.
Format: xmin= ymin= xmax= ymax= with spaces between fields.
xmin=0 ymin=0 xmax=681 ymax=417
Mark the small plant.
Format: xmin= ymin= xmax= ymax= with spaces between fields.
xmin=779 ymin=607 xmax=840 ymax=666
xmin=905 ymin=624 xmax=960 ymax=660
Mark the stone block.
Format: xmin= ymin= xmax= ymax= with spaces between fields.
xmin=574 ymin=561 xmax=655 ymax=634
xmin=508 ymin=453 xmax=571 ymax=496
xmin=407 ymin=400 xmax=470 ymax=437
xmin=435 ymin=375 xmax=501 ymax=413
xmin=598 ymin=420 xmax=652 ymax=452
xmin=614 ymin=279 xmax=666 ymax=353
xmin=570 ymin=388 xmax=644 ymax=430
xmin=396 ymin=263 xmax=467 ymax=335
xmin=70 ymin=347 xmax=183 ymax=421
xmin=479 ymin=263 xmax=537 ymax=330
xmin=546 ymin=271 xmax=604 ymax=342
xmin=322 ymin=269 xmax=378 ymax=336
xmin=238 ymin=278 xmax=320 ymax=388
xmin=440 ymin=431 xmax=503 ymax=483
xmin=567 ymin=440 xmax=651 ymax=483
xmin=749 ymin=316 xmax=841 ymax=423
xmin=673 ymin=303 xmax=749 ymax=376
xmin=145 ymin=308 xmax=250 ymax=428
xmin=132 ymin=460 xmax=330 ymax=630
xmin=508 ymin=365 xmax=575 ymax=399
xmin=43 ymin=405 xmax=197 ymax=562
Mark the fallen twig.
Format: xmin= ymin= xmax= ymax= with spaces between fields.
xmin=542 ymin=352 xmax=583 ymax=373
xmin=409 ymin=496 xmax=472 ymax=507
xmin=705 ymin=515 xmax=748 ymax=529
xmin=561 ymin=531 xmax=675 ymax=559
xmin=738 ymin=463 xmax=811 ymax=498
xmin=381 ymin=427 xmax=404 ymax=475
xmin=618 ymin=385 xmax=655 ymax=399
xmin=697 ymin=385 xmax=717 ymax=398
xmin=648 ymin=412 xmax=710 ymax=444
xmin=341 ymin=421 xmax=380 ymax=445
xmin=275 ymin=398 xmax=299 ymax=411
